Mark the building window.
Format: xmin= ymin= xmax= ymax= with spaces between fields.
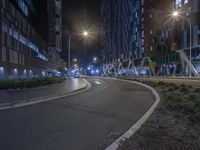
xmin=150 ymin=30 xmax=153 ymax=35
xmin=9 ymin=49 xmax=18 ymax=64
xmin=142 ymin=31 xmax=144 ymax=37
xmin=2 ymin=46 xmax=7 ymax=62
xmin=2 ymin=32 xmax=5 ymax=45
xmin=16 ymin=0 xmax=28 ymax=16
xmin=150 ymin=46 xmax=153 ymax=51
xmin=7 ymin=35 xmax=12 ymax=48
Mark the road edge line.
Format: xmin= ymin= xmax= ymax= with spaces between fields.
xmin=104 ymin=77 xmax=160 ymax=150
xmin=0 ymin=79 xmax=92 ymax=111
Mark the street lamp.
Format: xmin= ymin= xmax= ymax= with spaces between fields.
xmin=93 ymin=57 xmax=97 ymax=62
xmin=173 ymin=11 xmax=179 ymax=17
xmin=172 ymin=10 xmax=192 ymax=78
xmin=68 ymin=31 xmax=89 ymax=76
xmin=83 ymin=31 xmax=88 ymax=36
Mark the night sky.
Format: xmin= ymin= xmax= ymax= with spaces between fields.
xmin=62 ymin=0 xmax=102 ymax=66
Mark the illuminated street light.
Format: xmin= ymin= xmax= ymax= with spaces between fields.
xmin=68 ymin=30 xmax=91 ymax=76
xmin=93 ymin=57 xmax=97 ymax=62
xmin=172 ymin=10 xmax=192 ymax=78
xmin=83 ymin=31 xmax=88 ymax=37
xmin=173 ymin=11 xmax=179 ymax=17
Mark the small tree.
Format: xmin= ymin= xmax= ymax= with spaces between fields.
xmin=47 ymin=51 xmax=66 ymax=73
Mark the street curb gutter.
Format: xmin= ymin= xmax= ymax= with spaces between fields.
xmin=0 ymin=79 xmax=92 ymax=111
xmin=105 ymin=78 xmax=160 ymax=150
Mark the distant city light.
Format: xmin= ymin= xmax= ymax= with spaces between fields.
xmin=74 ymin=64 xmax=78 ymax=68
xmin=24 ymin=69 xmax=27 ymax=74
xmin=93 ymin=57 xmax=97 ymax=61
xmin=13 ymin=68 xmax=18 ymax=74
xmin=42 ymin=71 xmax=45 ymax=76
xmin=0 ymin=67 xmax=4 ymax=74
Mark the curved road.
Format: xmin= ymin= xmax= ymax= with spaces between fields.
xmin=0 ymin=77 xmax=155 ymax=150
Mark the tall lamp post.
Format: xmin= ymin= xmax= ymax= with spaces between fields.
xmin=68 ymin=31 xmax=89 ymax=76
xmin=172 ymin=11 xmax=192 ymax=78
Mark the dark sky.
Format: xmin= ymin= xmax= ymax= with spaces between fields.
xmin=62 ymin=0 xmax=102 ymax=66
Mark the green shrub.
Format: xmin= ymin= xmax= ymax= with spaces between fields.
xmin=194 ymin=88 xmax=200 ymax=93
xmin=164 ymin=92 xmax=182 ymax=110
xmin=180 ymin=87 xmax=189 ymax=94
xmin=189 ymin=111 xmax=200 ymax=123
xmin=180 ymin=84 xmax=186 ymax=88
xmin=0 ymin=77 xmax=66 ymax=90
xmin=157 ymin=81 xmax=166 ymax=86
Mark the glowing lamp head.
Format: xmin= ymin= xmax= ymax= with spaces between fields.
xmin=173 ymin=11 xmax=179 ymax=17
xmin=83 ymin=31 xmax=88 ymax=37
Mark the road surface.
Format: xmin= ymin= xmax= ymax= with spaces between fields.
xmin=0 ymin=77 xmax=155 ymax=150
xmin=0 ymin=78 xmax=87 ymax=104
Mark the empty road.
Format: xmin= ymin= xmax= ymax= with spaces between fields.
xmin=0 ymin=77 xmax=155 ymax=150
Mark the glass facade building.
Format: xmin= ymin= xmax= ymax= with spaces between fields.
xmin=0 ymin=0 xmax=48 ymax=79
xmin=101 ymin=0 xmax=200 ymax=76
xmin=48 ymin=0 xmax=62 ymax=53
xmin=101 ymin=0 xmax=172 ymax=73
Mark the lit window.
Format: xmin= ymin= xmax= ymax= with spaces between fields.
xmin=150 ymin=46 xmax=153 ymax=51
xmin=17 ymin=0 xmax=28 ymax=16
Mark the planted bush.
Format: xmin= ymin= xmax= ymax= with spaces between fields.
xmin=0 ymin=77 xmax=66 ymax=90
xmin=180 ymin=87 xmax=189 ymax=94
xmin=164 ymin=92 xmax=182 ymax=110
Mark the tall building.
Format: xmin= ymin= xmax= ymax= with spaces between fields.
xmin=48 ymin=0 xmax=62 ymax=53
xmin=101 ymin=0 xmax=200 ymax=76
xmin=172 ymin=0 xmax=200 ymax=75
xmin=101 ymin=0 xmax=137 ymax=66
xmin=0 ymin=0 xmax=49 ymax=79
xmin=101 ymin=0 xmax=171 ymax=71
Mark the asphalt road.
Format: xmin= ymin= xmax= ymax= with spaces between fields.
xmin=0 ymin=78 xmax=86 ymax=104
xmin=0 ymin=77 xmax=155 ymax=150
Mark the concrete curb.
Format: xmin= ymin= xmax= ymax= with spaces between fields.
xmin=104 ymin=78 xmax=160 ymax=150
xmin=0 ymin=79 xmax=92 ymax=111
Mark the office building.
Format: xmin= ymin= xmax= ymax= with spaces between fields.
xmin=48 ymin=0 xmax=62 ymax=53
xmin=101 ymin=0 xmax=200 ymax=76
xmin=0 ymin=0 xmax=48 ymax=79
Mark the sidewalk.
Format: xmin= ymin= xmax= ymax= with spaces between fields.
xmin=0 ymin=78 xmax=88 ymax=105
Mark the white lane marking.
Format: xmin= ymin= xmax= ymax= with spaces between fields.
xmin=95 ymin=81 xmax=101 ymax=85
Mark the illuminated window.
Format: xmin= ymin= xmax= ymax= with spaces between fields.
xmin=17 ymin=0 xmax=28 ymax=16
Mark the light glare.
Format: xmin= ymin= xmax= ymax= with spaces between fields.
xmin=173 ymin=11 xmax=179 ymax=17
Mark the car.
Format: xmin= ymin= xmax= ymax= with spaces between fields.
xmin=74 ymin=71 xmax=80 ymax=78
